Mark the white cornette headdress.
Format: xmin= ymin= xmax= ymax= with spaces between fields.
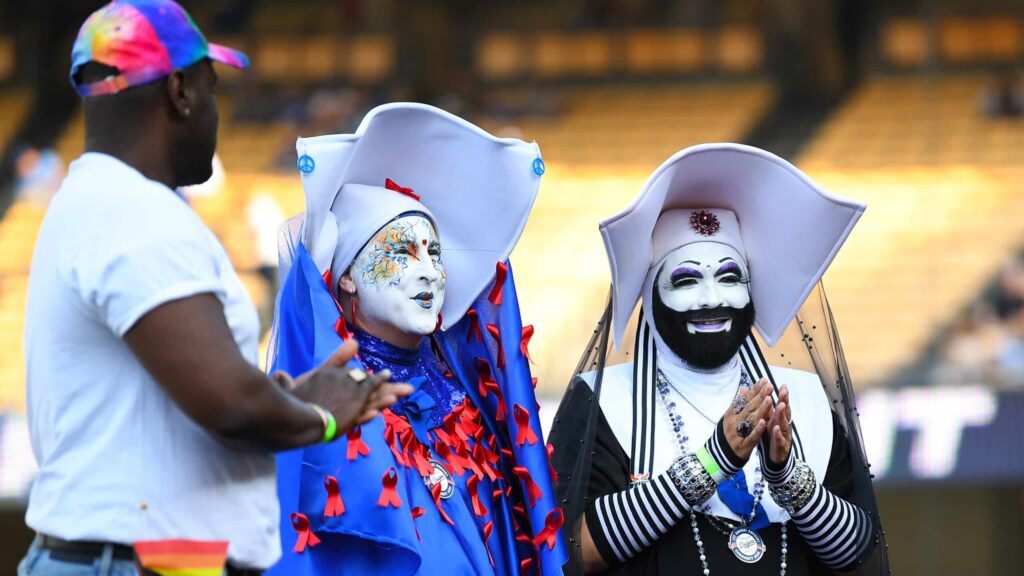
xmin=600 ymin=143 xmax=866 ymax=347
xmin=296 ymin=103 xmax=544 ymax=330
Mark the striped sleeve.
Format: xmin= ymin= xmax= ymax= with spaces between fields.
xmin=584 ymin=473 xmax=690 ymax=564
xmin=788 ymin=480 xmax=875 ymax=571
xmin=705 ymin=418 xmax=746 ymax=476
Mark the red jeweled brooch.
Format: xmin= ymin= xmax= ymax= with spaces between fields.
xmin=690 ymin=210 xmax=720 ymax=236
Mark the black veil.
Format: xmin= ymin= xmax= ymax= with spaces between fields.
xmin=548 ymin=282 xmax=890 ymax=575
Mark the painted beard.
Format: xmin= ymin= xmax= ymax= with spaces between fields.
xmin=651 ymin=286 xmax=755 ymax=370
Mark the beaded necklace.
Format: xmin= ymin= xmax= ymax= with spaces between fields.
xmin=655 ymin=369 xmax=789 ymax=575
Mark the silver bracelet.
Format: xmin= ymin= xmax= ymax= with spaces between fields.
xmin=768 ymin=459 xmax=816 ymax=513
xmin=667 ymin=453 xmax=717 ymax=506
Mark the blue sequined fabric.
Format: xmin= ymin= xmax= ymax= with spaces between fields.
xmin=353 ymin=329 xmax=466 ymax=431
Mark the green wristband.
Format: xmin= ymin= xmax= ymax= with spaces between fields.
xmin=309 ymin=403 xmax=338 ymax=444
xmin=696 ymin=446 xmax=726 ymax=484
xmin=322 ymin=411 xmax=337 ymax=443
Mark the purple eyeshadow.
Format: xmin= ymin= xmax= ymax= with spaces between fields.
xmin=715 ymin=262 xmax=742 ymax=276
xmin=670 ymin=267 xmax=702 ymax=282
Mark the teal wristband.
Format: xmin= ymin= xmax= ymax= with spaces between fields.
xmin=696 ymin=446 xmax=727 ymax=484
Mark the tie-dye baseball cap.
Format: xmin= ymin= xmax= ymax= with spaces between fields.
xmin=70 ymin=0 xmax=249 ymax=97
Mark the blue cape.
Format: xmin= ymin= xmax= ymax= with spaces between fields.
xmin=268 ymin=243 xmax=566 ymax=575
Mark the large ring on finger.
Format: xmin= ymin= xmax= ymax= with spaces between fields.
xmin=347 ymin=368 xmax=368 ymax=383
xmin=736 ymin=420 xmax=753 ymax=438
xmin=731 ymin=394 xmax=748 ymax=415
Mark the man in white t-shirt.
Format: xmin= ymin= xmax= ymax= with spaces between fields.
xmin=20 ymin=2 xmax=412 ymax=575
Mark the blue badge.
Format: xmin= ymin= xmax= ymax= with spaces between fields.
xmin=297 ymin=154 xmax=316 ymax=174
xmin=532 ymin=157 xmax=546 ymax=176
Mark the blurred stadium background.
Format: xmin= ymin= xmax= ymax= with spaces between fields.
xmin=1 ymin=0 xmax=1024 ymax=573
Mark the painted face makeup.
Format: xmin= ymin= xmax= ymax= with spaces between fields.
xmin=351 ymin=214 xmax=446 ymax=341
xmin=652 ymin=242 xmax=754 ymax=369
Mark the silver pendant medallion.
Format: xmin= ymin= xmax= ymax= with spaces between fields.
xmin=423 ymin=459 xmax=455 ymax=499
xmin=728 ymin=527 xmax=766 ymax=563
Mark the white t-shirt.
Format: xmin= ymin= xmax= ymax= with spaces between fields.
xmin=24 ymin=153 xmax=280 ymax=569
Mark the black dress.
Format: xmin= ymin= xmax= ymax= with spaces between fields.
xmin=549 ymin=382 xmax=857 ymax=576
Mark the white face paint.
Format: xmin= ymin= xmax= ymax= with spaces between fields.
xmin=350 ymin=215 xmax=446 ymax=340
xmin=656 ymin=242 xmax=750 ymax=335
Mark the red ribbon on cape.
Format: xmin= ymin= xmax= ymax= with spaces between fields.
xmin=377 ymin=468 xmax=402 ymax=508
xmin=334 ymin=315 xmax=350 ymax=339
xmin=513 ymin=404 xmax=539 ymax=446
xmin=323 ymin=475 xmax=345 ymax=517
xmin=532 ymin=508 xmax=565 ymax=551
xmin=483 ymin=520 xmax=495 ymax=566
xmin=513 ymin=466 xmax=544 ymax=506
xmin=346 ymin=426 xmax=371 ymax=461
xmin=546 ymin=443 xmax=558 ymax=483
xmin=411 ymin=506 xmax=426 ymax=540
xmin=520 ymin=325 xmax=535 ymax=364
xmin=467 ymin=474 xmax=488 ymax=517
xmin=488 ymin=262 xmax=508 ymax=305
xmin=485 ymin=324 xmax=505 ymax=369
xmin=431 ymin=482 xmax=455 ymax=525
xmin=385 ymin=177 xmax=420 ymax=201
xmin=290 ymin=513 xmax=321 ymax=552
xmin=410 ymin=443 xmax=433 ymax=477
xmin=466 ymin=308 xmax=483 ymax=342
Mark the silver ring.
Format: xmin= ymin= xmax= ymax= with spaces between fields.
xmin=731 ymin=393 xmax=748 ymax=415
xmin=736 ymin=420 xmax=753 ymax=438
xmin=347 ymin=368 xmax=368 ymax=383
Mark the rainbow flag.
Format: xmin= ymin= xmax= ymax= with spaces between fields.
xmin=133 ymin=540 xmax=229 ymax=576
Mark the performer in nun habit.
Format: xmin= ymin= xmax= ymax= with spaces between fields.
xmin=549 ymin=144 xmax=889 ymax=575
xmin=267 ymin=103 xmax=566 ymax=576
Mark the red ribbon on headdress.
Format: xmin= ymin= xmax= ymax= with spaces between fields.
xmin=520 ymin=325 xmax=535 ymax=364
xmin=323 ymin=476 xmax=345 ymax=517
xmin=513 ymin=466 xmax=543 ymax=506
xmin=533 ymin=508 xmax=565 ymax=550
xmin=347 ymin=426 xmax=371 ymax=460
xmin=520 ymin=557 xmax=536 ymax=575
xmin=483 ymin=520 xmax=495 ymax=566
xmin=488 ymin=262 xmax=508 ymax=305
xmin=385 ymin=178 xmax=420 ymax=201
xmin=466 ymin=308 xmax=483 ymax=342
xmin=467 ymin=474 xmax=488 ymax=517
xmin=513 ymin=404 xmax=539 ymax=446
xmin=411 ymin=507 xmax=426 ymax=540
xmin=290 ymin=513 xmax=321 ymax=552
xmin=485 ymin=324 xmax=505 ymax=369
xmin=431 ymin=482 xmax=455 ymax=525
xmin=377 ymin=468 xmax=402 ymax=508
xmin=433 ymin=313 xmax=443 ymax=334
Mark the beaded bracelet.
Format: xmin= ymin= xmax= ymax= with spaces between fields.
xmin=667 ymin=453 xmax=717 ymax=506
xmin=768 ymin=459 xmax=816 ymax=512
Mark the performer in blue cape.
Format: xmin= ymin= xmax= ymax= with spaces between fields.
xmin=267 ymin=103 xmax=566 ymax=576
